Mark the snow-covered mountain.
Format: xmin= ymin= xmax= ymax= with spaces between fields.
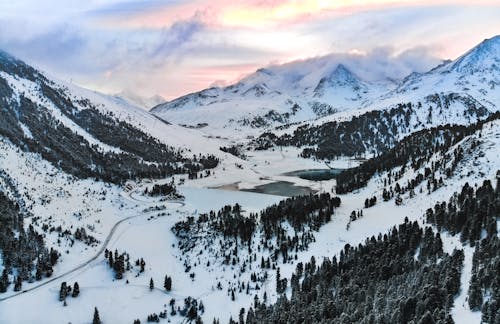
xmin=0 ymin=49 xmax=224 ymax=183
xmin=113 ymin=90 xmax=165 ymax=110
xmin=388 ymin=35 xmax=500 ymax=109
xmin=313 ymin=64 xmax=368 ymax=98
xmin=151 ymin=58 xmax=392 ymax=136
xmin=1 ymin=37 xmax=499 ymax=324
xmin=152 ymin=36 xmax=500 ymax=140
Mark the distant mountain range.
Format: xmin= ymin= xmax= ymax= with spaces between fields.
xmin=113 ymin=90 xmax=165 ymax=110
xmin=1 ymin=35 xmax=499 ymax=178
xmin=0 ymin=33 xmax=499 ymax=324
xmin=151 ymin=36 xmax=500 ymax=137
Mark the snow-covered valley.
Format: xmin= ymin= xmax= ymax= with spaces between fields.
xmin=1 ymin=119 xmax=499 ymax=323
xmin=0 ymin=36 xmax=499 ymax=324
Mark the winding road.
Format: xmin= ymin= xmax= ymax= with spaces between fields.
xmin=0 ymin=186 xmax=185 ymax=303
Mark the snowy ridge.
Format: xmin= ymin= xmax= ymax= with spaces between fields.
xmin=0 ymin=71 xmax=124 ymax=154
xmin=448 ymin=35 xmax=500 ymax=73
xmin=113 ymin=90 xmax=165 ymax=110
xmin=0 ymin=49 xmax=227 ymax=158
xmin=152 ymin=36 xmax=500 ymax=140
xmin=151 ymin=60 xmax=391 ymax=137
xmin=40 ymin=75 xmax=226 ymax=156
xmin=391 ymin=36 xmax=500 ymax=109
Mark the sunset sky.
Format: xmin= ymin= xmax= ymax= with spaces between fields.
xmin=0 ymin=0 xmax=499 ymax=100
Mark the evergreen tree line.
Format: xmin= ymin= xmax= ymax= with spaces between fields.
xmin=104 ymin=249 xmax=140 ymax=280
xmin=251 ymin=99 xmax=490 ymax=160
xmin=135 ymin=297 xmax=204 ymax=323
xmin=0 ymin=55 xmax=219 ymax=184
xmin=220 ymin=145 xmax=246 ymax=159
xmin=372 ymin=141 xmax=468 ymax=206
xmin=144 ymin=180 xmax=183 ymax=199
xmin=239 ymin=108 xmax=294 ymax=129
xmin=468 ymin=236 xmax=500 ymax=323
xmin=335 ymin=113 xmax=499 ymax=194
xmin=425 ymin=179 xmax=499 ymax=242
xmin=258 ymin=193 xmax=341 ymax=240
xmin=237 ymin=219 xmax=463 ymax=324
xmin=59 ymin=281 xmax=80 ymax=303
xmin=0 ymin=191 xmax=59 ymax=293
xmin=73 ymin=226 xmax=99 ymax=246
xmin=173 ymin=193 xmax=341 ymax=264
xmin=425 ymin=177 xmax=500 ymax=322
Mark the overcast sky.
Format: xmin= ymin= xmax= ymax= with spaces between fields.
xmin=0 ymin=0 xmax=499 ymax=99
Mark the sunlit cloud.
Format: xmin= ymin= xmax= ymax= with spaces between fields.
xmin=0 ymin=1 xmax=499 ymax=100
xmin=93 ymin=0 xmax=500 ymax=29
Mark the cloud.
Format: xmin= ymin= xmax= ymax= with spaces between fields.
xmin=253 ymin=45 xmax=442 ymax=87
xmin=0 ymin=21 xmax=89 ymax=71
xmin=345 ymin=46 xmax=442 ymax=81
xmin=86 ymin=0 xmax=185 ymax=17
xmin=151 ymin=18 xmax=205 ymax=58
xmin=0 ymin=1 xmax=498 ymax=100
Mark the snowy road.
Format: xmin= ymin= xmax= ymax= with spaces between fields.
xmin=0 ymin=194 xmax=185 ymax=303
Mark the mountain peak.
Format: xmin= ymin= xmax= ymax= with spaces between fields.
xmin=313 ymin=64 xmax=366 ymax=97
xmin=327 ymin=64 xmax=363 ymax=86
xmin=449 ymin=35 xmax=500 ymax=73
xmin=334 ymin=63 xmax=349 ymax=73
xmin=115 ymin=90 xmax=165 ymax=110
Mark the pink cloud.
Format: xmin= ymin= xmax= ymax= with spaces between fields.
xmin=96 ymin=0 xmax=500 ymax=30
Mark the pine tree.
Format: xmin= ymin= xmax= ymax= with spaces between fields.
xmin=108 ymin=253 xmax=113 ymax=268
xmin=59 ymin=282 xmax=67 ymax=301
xmin=140 ymin=258 xmax=145 ymax=273
xmin=164 ymin=275 xmax=172 ymax=291
xmin=239 ymin=308 xmax=245 ymax=324
xmin=72 ymin=282 xmax=80 ymax=297
xmin=13 ymin=276 xmax=22 ymax=292
xmin=188 ymin=306 xmax=198 ymax=320
xmin=149 ymin=278 xmax=154 ymax=291
xmin=0 ymin=269 xmax=9 ymax=293
xmin=468 ymin=279 xmax=483 ymax=311
xmin=275 ymin=267 xmax=281 ymax=293
xmin=93 ymin=307 xmax=101 ymax=324
xmin=418 ymin=311 xmax=435 ymax=324
xmin=35 ymin=263 xmax=42 ymax=281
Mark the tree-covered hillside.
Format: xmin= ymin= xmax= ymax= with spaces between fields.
xmin=0 ymin=50 xmax=218 ymax=184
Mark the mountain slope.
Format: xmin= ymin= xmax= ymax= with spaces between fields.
xmin=151 ymin=61 xmax=391 ymax=136
xmin=389 ymin=35 xmax=500 ymax=109
xmin=0 ymin=50 xmax=221 ymax=183
xmin=0 ymin=49 xmax=228 ymax=300
xmin=152 ymin=36 xmax=500 ymax=142
xmin=241 ymin=114 xmax=500 ymax=324
xmin=246 ymin=36 xmax=500 ymax=160
xmin=1 ymin=37 xmax=499 ymax=324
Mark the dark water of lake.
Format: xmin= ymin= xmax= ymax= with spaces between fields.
xmin=241 ymin=181 xmax=315 ymax=197
xmin=283 ymin=168 xmax=344 ymax=181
